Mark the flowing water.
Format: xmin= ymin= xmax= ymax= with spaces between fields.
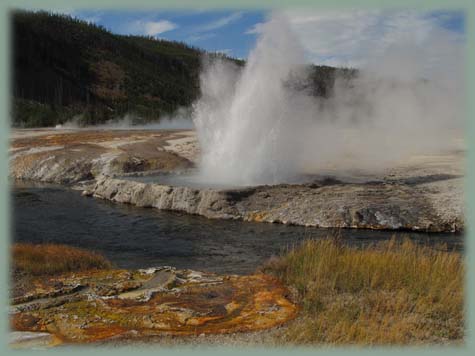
xmin=12 ymin=183 xmax=463 ymax=275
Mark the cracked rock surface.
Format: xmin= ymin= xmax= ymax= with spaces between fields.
xmin=10 ymin=267 xmax=296 ymax=345
xmin=87 ymin=172 xmax=463 ymax=232
xmin=10 ymin=129 xmax=195 ymax=184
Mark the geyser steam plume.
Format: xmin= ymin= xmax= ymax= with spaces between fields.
xmin=192 ymin=12 xmax=464 ymax=186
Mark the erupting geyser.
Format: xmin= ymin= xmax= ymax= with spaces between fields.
xmin=192 ymin=12 xmax=463 ymax=187
xmin=193 ymin=13 xmax=309 ymax=186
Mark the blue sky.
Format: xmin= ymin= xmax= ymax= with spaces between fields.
xmin=40 ymin=8 xmax=465 ymax=66
xmin=64 ymin=9 xmax=266 ymax=59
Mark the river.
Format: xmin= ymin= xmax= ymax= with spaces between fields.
xmin=12 ymin=182 xmax=463 ymax=274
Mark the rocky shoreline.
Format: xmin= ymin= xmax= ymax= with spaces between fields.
xmin=83 ymin=174 xmax=463 ymax=232
xmin=10 ymin=129 xmax=465 ymax=232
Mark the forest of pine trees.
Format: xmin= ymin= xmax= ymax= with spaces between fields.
xmin=12 ymin=10 xmax=356 ymax=127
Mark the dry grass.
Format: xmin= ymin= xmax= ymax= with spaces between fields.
xmin=262 ymin=238 xmax=464 ymax=346
xmin=11 ymin=243 xmax=112 ymax=276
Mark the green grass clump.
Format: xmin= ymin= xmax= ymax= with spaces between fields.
xmin=262 ymin=238 xmax=464 ymax=345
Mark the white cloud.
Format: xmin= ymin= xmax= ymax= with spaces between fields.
xmin=184 ymin=11 xmax=243 ymax=44
xmin=127 ymin=19 xmax=178 ymax=37
xmin=143 ymin=20 xmax=177 ymax=36
xmin=197 ymin=12 xmax=243 ymax=32
xmin=245 ymin=22 xmax=263 ymax=34
xmin=280 ymin=10 xmax=464 ymax=68
xmin=82 ymin=15 xmax=102 ymax=24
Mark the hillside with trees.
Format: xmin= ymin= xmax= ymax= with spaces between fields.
xmin=12 ymin=10 xmax=356 ymax=127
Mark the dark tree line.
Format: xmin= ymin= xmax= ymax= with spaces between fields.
xmin=11 ymin=10 xmax=356 ymax=127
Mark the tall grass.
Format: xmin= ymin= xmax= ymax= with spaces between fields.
xmin=12 ymin=243 xmax=112 ymax=276
xmin=262 ymin=238 xmax=464 ymax=345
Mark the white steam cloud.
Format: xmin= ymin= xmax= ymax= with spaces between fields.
xmin=192 ymin=11 xmax=464 ymax=186
xmin=57 ymin=109 xmax=194 ymax=131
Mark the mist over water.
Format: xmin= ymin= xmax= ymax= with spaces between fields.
xmin=192 ymin=12 xmax=464 ymax=186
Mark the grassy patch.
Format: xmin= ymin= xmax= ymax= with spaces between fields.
xmin=12 ymin=243 xmax=112 ymax=276
xmin=261 ymin=238 xmax=464 ymax=345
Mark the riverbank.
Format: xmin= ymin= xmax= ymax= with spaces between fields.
xmin=9 ymin=240 xmax=464 ymax=347
xmin=262 ymin=238 xmax=464 ymax=345
xmin=14 ymin=183 xmax=462 ymax=275
xmin=10 ymin=128 xmax=198 ymax=184
xmin=9 ymin=243 xmax=297 ymax=348
xmin=9 ymin=128 xmax=465 ymax=232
